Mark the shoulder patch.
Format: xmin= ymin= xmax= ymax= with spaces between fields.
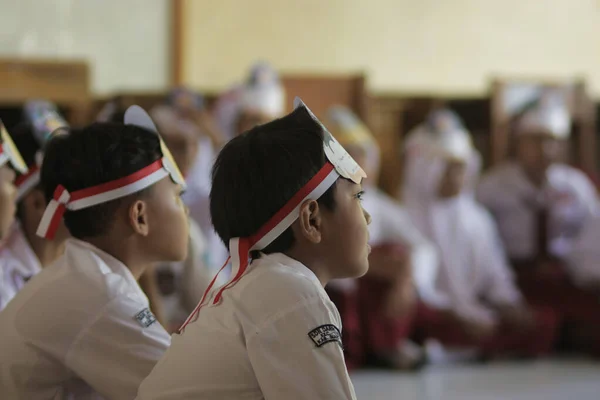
xmin=308 ymin=324 xmax=342 ymax=348
xmin=134 ymin=308 xmax=157 ymax=328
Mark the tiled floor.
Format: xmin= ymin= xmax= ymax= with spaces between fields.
xmin=351 ymin=359 xmax=600 ymax=400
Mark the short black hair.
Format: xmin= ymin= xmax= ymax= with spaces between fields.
xmin=210 ymin=107 xmax=337 ymax=257
xmin=41 ymin=122 xmax=162 ymax=239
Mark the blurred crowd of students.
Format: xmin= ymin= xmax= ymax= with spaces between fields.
xmin=0 ymin=61 xmax=599 ymax=399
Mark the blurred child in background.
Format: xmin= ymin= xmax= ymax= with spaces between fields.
xmin=477 ymin=96 xmax=600 ymax=355
xmin=0 ymin=117 xmax=69 ymax=311
xmin=403 ymin=110 xmax=558 ymax=360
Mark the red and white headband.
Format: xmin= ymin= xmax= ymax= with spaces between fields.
xmin=36 ymin=106 xmax=186 ymax=239
xmin=180 ymin=97 xmax=367 ymax=332
xmin=15 ymin=151 xmax=44 ymax=201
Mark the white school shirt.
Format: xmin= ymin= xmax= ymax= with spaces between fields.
xmin=0 ymin=239 xmax=171 ymax=400
xmin=412 ymin=197 xmax=523 ymax=325
xmin=566 ymin=211 xmax=600 ymax=287
xmin=477 ymin=162 xmax=598 ymax=260
xmin=136 ymin=252 xmax=357 ymax=400
xmin=403 ymin=152 xmax=522 ymax=325
xmin=0 ymin=224 xmax=42 ymax=311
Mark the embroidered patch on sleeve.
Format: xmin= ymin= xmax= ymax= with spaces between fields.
xmin=134 ymin=308 xmax=157 ymax=328
xmin=308 ymin=324 xmax=342 ymax=348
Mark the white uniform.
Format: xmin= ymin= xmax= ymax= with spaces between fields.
xmin=137 ymin=252 xmax=356 ymax=400
xmin=564 ymin=210 xmax=600 ymax=287
xmin=0 ymin=239 xmax=171 ymax=400
xmin=477 ymin=162 xmax=597 ymax=261
xmin=403 ymin=124 xmax=522 ymax=325
xmin=0 ymin=224 xmax=42 ymax=311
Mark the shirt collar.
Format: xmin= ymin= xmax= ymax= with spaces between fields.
xmin=257 ymin=252 xmax=323 ymax=287
xmin=65 ymin=238 xmax=144 ymax=297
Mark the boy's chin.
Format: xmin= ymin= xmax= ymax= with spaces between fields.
xmin=346 ymin=259 xmax=370 ymax=279
xmin=156 ymin=246 xmax=189 ymax=264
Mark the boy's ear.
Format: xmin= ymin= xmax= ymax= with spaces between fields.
xmin=129 ymin=200 xmax=149 ymax=236
xmin=296 ymin=199 xmax=322 ymax=244
xmin=19 ymin=189 xmax=47 ymax=220
xmin=30 ymin=189 xmax=47 ymax=214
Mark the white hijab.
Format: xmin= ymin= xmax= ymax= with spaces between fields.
xmin=402 ymin=112 xmax=521 ymax=323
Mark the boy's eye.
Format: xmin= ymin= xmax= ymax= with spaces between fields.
xmin=355 ymin=190 xmax=365 ymax=201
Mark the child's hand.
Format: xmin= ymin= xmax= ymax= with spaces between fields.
xmin=457 ymin=314 xmax=498 ymax=342
xmin=383 ymin=278 xmax=416 ymax=319
xmin=496 ymin=304 xmax=535 ymax=332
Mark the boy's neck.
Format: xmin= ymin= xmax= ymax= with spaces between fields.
xmin=83 ymin=235 xmax=150 ymax=280
xmin=22 ymin=222 xmax=65 ymax=268
xmin=284 ymin=248 xmax=330 ymax=287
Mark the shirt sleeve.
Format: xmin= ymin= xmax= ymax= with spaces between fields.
xmin=66 ymin=295 xmax=171 ymax=400
xmin=571 ymin=170 xmax=599 ymax=217
xmin=567 ymin=213 xmax=600 ymax=286
xmin=475 ymin=174 xmax=499 ymax=212
xmin=247 ymin=297 xmax=356 ymax=400
xmin=376 ymin=195 xmax=446 ymax=308
xmin=475 ymin=210 xmax=522 ymax=307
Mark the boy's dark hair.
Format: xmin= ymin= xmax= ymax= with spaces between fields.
xmin=9 ymin=122 xmax=42 ymax=220
xmin=41 ymin=122 xmax=162 ymax=239
xmin=9 ymin=122 xmax=40 ymax=169
xmin=210 ymin=107 xmax=337 ymax=257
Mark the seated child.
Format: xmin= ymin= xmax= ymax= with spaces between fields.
xmin=0 ymin=120 xmax=29 ymax=309
xmin=0 ymin=107 xmax=188 ymax=399
xmin=0 ymin=118 xmax=69 ymax=311
xmin=136 ymin=99 xmax=369 ymax=399
xmin=402 ymin=110 xmax=558 ymax=360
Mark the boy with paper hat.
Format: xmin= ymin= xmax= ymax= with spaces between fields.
xmin=402 ymin=109 xmax=558 ymax=359
xmin=324 ymin=106 xmax=438 ymax=370
xmin=0 ymin=120 xmax=29 ymax=309
xmin=137 ymin=99 xmax=369 ymax=400
xmin=0 ymin=118 xmax=69 ymax=312
xmin=477 ymin=96 xmax=600 ymax=355
xmin=0 ymin=108 xmax=189 ymax=399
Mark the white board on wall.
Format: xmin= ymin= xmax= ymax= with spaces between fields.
xmin=0 ymin=0 xmax=171 ymax=95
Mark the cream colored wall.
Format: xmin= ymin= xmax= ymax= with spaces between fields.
xmin=0 ymin=0 xmax=171 ymax=95
xmin=183 ymin=0 xmax=600 ymax=98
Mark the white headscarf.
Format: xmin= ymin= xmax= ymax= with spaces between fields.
xmin=515 ymin=95 xmax=571 ymax=139
xmin=402 ymin=110 xmax=521 ymax=323
xmin=240 ymin=84 xmax=285 ymax=118
xmin=213 ymin=62 xmax=286 ymax=138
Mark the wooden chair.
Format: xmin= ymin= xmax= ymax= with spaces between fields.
xmin=281 ymin=74 xmax=368 ymax=120
xmin=490 ymin=78 xmax=597 ymax=173
xmin=0 ymin=59 xmax=91 ymax=127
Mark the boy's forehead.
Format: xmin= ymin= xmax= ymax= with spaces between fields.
xmin=338 ymin=177 xmax=362 ymax=190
